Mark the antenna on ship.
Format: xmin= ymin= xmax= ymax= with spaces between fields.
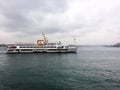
xmin=74 ymin=37 xmax=76 ymax=45
xmin=42 ymin=33 xmax=48 ymax=44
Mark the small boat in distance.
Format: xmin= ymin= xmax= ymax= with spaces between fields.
xmin=7 ymin=34 xmax=77 ymax=53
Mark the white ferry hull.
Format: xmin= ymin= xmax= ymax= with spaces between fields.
xmin=7 ymin=51 xmax=19 ymax=54
xmin=7 ymin=48 xmax=77 ymax=53
xmin=7 ymin=50 xmax=77 ymax=54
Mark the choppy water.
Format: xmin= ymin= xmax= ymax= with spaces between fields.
xmin=0 ymin=46 xmax=120 ymax=90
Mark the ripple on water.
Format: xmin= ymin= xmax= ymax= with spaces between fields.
xmin=0 ymin=47 xmax=120 ymax=90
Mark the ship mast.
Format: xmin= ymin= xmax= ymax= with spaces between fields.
xmin=74 ymin=37 xmax=76 ymax=45
xmin=42 ymin=33 xmax=48 ymax=44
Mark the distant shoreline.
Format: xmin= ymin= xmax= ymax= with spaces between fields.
xmin=0 ymin=44 xmax=7 ymax=47
xmin=104 ymin=43 xmax=120 ymax=48
xmin=0 ymin=43 xmax=120 ymax=47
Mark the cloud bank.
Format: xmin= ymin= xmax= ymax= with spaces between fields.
xmin=0 ymin=0 xmax=120 ymax=44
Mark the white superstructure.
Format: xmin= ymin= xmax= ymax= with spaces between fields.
xmin=7 ymin=34 xmax=77 ymax=53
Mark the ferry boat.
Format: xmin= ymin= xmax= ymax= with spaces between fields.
xmin=7 ymin=34 xmax=77 ymax=53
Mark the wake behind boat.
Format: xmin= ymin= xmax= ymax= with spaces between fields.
xmin=7 ymin=34 xmax=77 ymax=53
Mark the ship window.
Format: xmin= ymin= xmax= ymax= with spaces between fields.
xmin=21 ymin=49 xmax=32 ymax=51
xmin=8 ymin=50 xmax=13 ymax=51
xmin=54 ymin=46 xmax=56 ymax=48
xmin=48 ymin=49 xmax=57 ymax=51
xmin=16 ymin=49 xmax=19 ymax=51
xmin=36 ymin=49 xmax=44 ymax=51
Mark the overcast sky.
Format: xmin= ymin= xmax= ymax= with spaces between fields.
xmin=0 ymin=0 xmax=120 ymax=45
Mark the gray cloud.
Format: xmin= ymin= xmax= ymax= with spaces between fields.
xmin=0 ymin=0 xmax=120 ymax=44
xmin=0 ymin=0 xmax=67 ymax=32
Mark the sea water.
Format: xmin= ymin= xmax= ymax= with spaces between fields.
xmin=0 ymin=46 xmax=120 ymax=90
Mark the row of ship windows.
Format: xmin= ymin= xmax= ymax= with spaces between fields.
xmin=19 ymin=46 xmax=57 ymax=48
xmin=20 ymin=49 xmax=67 ymax=51
xmin=21 ymin=49 xmax=33 ymax=51
xmin=8 ymin=49 xmax=68 ymax=51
